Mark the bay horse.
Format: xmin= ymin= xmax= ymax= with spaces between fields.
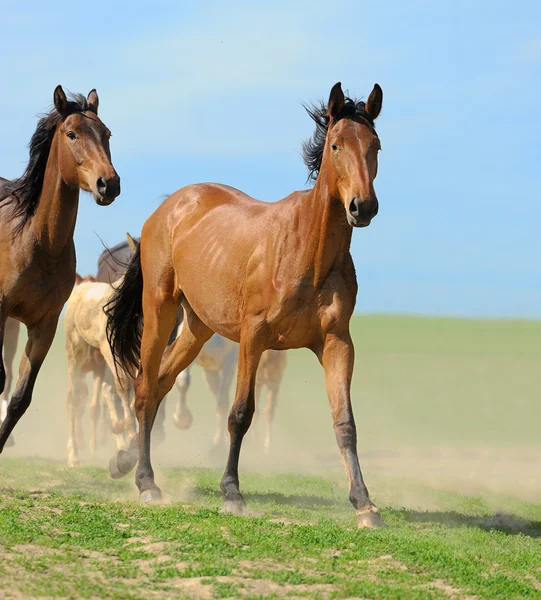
xmin=106 ymin=82 xmax=384 ymax=528
xmin=0 ymin=86 xmax=120 ymax=452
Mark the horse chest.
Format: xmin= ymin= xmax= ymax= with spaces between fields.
xmin=11 ymin=265 xmax=74 ymax=322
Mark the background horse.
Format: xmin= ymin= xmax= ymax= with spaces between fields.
xmin=174 ymin=337 xmax=287 ymax=453
xmin=65 ymin=276 xmax=134 ymax=467
xmin=0 ymin=87 xmax=120 ymax=453
xmin=105 ymin=82 xmax=385 ymax=528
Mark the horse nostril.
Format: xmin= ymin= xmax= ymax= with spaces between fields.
xmin=97 ymin=177 xmax=107 ymax=196
xmin=349 ymin=197 xmax=360 ymax=217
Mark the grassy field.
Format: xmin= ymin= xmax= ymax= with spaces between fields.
xmin=1 ymin=315 xmax=540 ymax=599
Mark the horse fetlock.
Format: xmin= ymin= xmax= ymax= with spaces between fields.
xmin=67 ymin=452 xmax=80 ymax=468
xmin=172 ymin=406 xmax=193 ymax=430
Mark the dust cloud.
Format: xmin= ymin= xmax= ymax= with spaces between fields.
xmin=2 ymin=316 xmax=541 ymax=513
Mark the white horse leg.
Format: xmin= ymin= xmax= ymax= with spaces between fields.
xmin=101 ymin=374 xmax=128 ymax=452
xmin=89 ymin=363 xmax=104 ymax=455
xmin=213 ymin=348 xmax=238 ymax=448
xmin=66 ymin=367 xmax=87 ymax=467
xmin=173 ymin=367 xmax=193 ymax=429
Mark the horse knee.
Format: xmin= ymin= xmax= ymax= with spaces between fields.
xmin=228 ymin=400 xmax=254 ymax=437
xmin=7 ymin=392 xmax=31 ymax=419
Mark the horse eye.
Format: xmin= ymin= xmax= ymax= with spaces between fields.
xmin=331 ymin=144 xmax=339 ymax=151
xmin=67 ymin=131 xmax=77 ymax=140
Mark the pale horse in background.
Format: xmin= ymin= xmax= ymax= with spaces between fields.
xmin=64 ymin=276 xmax=136 ymax=467
xmin=174 ymin=333 xmax=287 ymax=452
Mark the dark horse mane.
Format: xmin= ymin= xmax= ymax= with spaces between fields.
xmin=302 ymin=96 xmax=376 ymax=183
xmin=0 ymin=93 xmax=93 ymax=233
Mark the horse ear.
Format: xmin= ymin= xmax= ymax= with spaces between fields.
xmin=328 ymin=82 xmax=345 ymax=120
xmin=54 ymin=85 xmax=68 ymax=116
xmin=126 ymin=232 xmax=139 ymax=252
xmin=87 ymin=89 xmax=99 ymax=114
xmin=365 ymin=84 xmax=383 ymax=120
xmin=75 ymin=273 xmax=83 ymax=285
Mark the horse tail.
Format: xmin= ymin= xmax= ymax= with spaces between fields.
xmin=104 ymin=245 xmax=143 ymax=377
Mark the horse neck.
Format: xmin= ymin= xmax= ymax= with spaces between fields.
xmin=30 ymin=137 xmax=79 ymax=258
xmin=296 ymin=172 xmax=353 ymax=285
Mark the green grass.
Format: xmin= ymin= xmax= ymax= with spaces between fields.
xmin=1 ymin=314 xmax=540 ymax=598
xmin=0 ymin=458 xmax=540 ymax=600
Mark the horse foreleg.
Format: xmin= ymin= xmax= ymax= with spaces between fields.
xmin=263 ymin=378 xmax=282 ymax=453
xmin=213 ymin=348 xmax=238 ymax=448
xmin=100 ymin=340 xmax=135 ymax=440
xmin=318 ymin=331 xmax=384 ymax=529
xmin=0 ymin=315 xmax=59 ymax=452
xmin=173 ymin=367 xmax=193 ymax=429
xmin=220 ymin=332 xmax=264 ymax=515
xmin=101 ymin=373 xmax=127 ymax=452
xmin=89 ymin=361 xmax=105 ymax=456
xmin=66 ymin=366 xmax=87 ymax=467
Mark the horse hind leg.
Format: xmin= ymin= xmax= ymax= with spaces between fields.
xmin=213 ymin=349 xmax=237 ymax=450
xmin=263 ymin=383 xmax=280 ymax=453
xmin=173 ymin=367 xmax=193 ymax=429
xmin=89 ymin=356 xmax=105 ymax=456
xmin=153 ymin=309 xmax=184 ymax=443
xmin=66 ymin=366 xmax=87 ymax=467
xmin=113 ymin=296 xmax=212 ymax=501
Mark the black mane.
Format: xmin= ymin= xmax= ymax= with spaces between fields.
xmin=0 ymin=93 xmax=92 ymax=233
xmin=302 ymin=96 xmax=376 ymax=183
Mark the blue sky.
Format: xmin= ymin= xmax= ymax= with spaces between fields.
xmin=1 ymin=0 xmax=540 ymax=317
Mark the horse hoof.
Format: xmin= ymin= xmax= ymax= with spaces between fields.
xmin=140 ymin=488 xmax=162 ymax=504
xmin=67 ymin=456 xmax=80 ymax=468
xmin=223 ymin=498 xmax=247 ymax=516
xmin=173 ymin=409 xmax=193 ymax=430
xmin=108 ymin=450 xmax=137 ymax=479
xmin=356 ymin=507 xmax=386 ymax=529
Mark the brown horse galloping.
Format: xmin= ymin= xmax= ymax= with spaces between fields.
xmin=106 ymin=82 xmax=384 ymax=528
xmin=0 ymin=87 xmax=120 ymax=452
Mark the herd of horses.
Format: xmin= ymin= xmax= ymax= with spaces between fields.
xmin=0 ymin=81 xmax=385 ymax=528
